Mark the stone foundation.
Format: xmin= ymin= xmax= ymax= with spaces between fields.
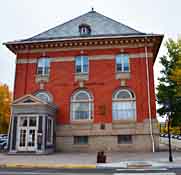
xmin=55 ymin=119 xmax=160 ymax=152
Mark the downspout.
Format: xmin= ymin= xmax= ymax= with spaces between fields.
xmin=7 ymin=56 xmax=17 ymax=152
xmin=145 ymin=37 xmax=155 ymax=152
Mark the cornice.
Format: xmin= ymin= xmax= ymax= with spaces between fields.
xmin=5 ymin=37 xmax=159 ymax=54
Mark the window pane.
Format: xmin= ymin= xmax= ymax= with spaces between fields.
xmin=29 ymin=117 xmax=36 ymax=127
xmin=19 ymin=117 xmax=27 ymax=127
xmin=47 ymin=118 xmax=53 ymax=144
xmin=35 ymin=92 xmax=51 ymax=102
xmin=19 ymin=129 xmax=26 ymax=147
xmin=38 ymin=59 xmax=45 ymax=67
xmin=83 ymin=64 xmax=88 ymax=73
xmin=75 ymin=92 xmax=89 ymax=100
xmin=76 ymin=65 xmax=82 ymax=73
xmin=117 ymin=91 xmax=131 ymax=99
xmin=117 ymin=64 xmax=122 ymax=72
xmin=116 ymin=55 xmax=122 ymax=72
xmin=112 ymin=101 xmax=135 ymax=120
xmin=44 ymin=59 xmax=50 ymax=67
xmin=75 ymin=57 xmax=82 ymax=73
xmin=44 ymin=67 xmax=50 ymax=75
xmin=123 ymin=55 xmax=129 ymax=71
xmin=116 ymin=55 xmax=122 ymax=64
xmin=83 ymin=57 xmax=88 ymax=73
xmin=73 ymin=102 xmax=89 ymax=120
xmin=37 ymin=67 xmax=43 ymax=75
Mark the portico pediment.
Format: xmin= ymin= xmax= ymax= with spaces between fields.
xmin=13 ymin=94 xmax=49 ymax=106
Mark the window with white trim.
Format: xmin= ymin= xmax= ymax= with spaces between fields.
xmin=35 ymin=91 xmax=52 ymax=103
xmin=47 ymin=117 xmax=53 ymax=144
xmin=112 ymin=89 xmax=136 ymax=120
xmin=116 ymin=54 xmax=129 ymax=72
xmin=71 ymin=90 xmax=93 ymax=120
xmin=37 ymin=58 xmax=50 ymax=76
xmin=75 ymin=56 xmax=88 ymax=74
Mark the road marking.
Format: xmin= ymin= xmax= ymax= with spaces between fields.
xmin=0 ymin=171 xmax=63 ymax=175
xmin=114 ymin=173 xmax=175 ymax=175
xmin=116 ymin=168 xmax=168 ymax=171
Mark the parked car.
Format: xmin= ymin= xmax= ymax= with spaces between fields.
xmin=164 ymin=134 xmax=168 ymax=138
xmin=177 ymin=136 xmax=181 ymax=140
xmin=0 ymin=139 xmax=7 ymax=151
xmin=0 ymin=134 xmax=8 ymax=140
xmin=173 ymin=135 xmax=179 ymax=139
xmin=171 ymin=134 xmax=175 ymax=139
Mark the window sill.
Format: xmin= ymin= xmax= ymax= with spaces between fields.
xmin=115 ymin=72 xmax=130 ymax=80
xmin=73 ymin=144 xmax=89 ymax=147
xmin=75 ymin=73 xmax=88 ymax=81
xmin=117 ymin=143 xmax=133 ymax=145
xmin=112 ymin=120 xmax=136 ymax=124
xmin=35 ymin=74 xmax=49 ymax=83
xmin=70 ymin=120 xmax=93 ymax=124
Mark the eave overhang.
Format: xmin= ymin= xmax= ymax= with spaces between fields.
xmin=4 ymin=34 xmax=163 ymax=63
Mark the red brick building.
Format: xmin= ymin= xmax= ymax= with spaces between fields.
xmin=5 ymin=10 xmax=163 ymax=154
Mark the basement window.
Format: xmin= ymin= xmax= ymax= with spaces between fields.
xmin=74 ymin=136 xmax=88 ymax=145
xmin=117 ymin=135 xmax=132 ymax=144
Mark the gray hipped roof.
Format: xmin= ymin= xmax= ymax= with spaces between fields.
xmin=25 ymin=10 xmax=145 ymax=42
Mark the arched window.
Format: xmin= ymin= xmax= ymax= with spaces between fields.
xmin=35 ymin=91 xmax=52 ymax=103
xmin=112 ymin=89 xmax=136 ymax=120
xmin=71 ymin=90 xmax=93 ymax=120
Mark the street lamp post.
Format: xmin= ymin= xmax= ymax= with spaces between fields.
xmin=167 ymin=112 xmax=173 ymax=162
xmin=164 ymin=99 xmax=173 ymax=162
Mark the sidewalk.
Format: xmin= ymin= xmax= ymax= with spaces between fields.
xmin=0 ymin=151 xmax=181 ymax=169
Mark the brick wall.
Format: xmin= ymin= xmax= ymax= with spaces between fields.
xmin=14 ymin=47 xmax=156 ymax=124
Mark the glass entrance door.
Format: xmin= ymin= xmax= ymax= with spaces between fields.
xmin=17 ymin=116 xmax=38 ymax=152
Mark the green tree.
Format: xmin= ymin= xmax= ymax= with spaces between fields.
xmin=0 ymin=84 xmax=12 ymax=133
xmin=170 ymin=55 xmax=181 ymax=96
xmin=157 ymin=39 xmax=181 ymax=129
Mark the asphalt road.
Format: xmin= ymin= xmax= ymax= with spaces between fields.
xmin=0 ymin=168 xmax=181 ymax=175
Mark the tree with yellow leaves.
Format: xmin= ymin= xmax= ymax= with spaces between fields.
xmin=0 ymin=84 xmax=12 ymax=133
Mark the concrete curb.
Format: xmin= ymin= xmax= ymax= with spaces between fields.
xmin=0 ymin=163 xmax=96 ymax=169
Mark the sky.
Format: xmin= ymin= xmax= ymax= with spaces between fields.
xmin=0 ymin=0 xmax=181 ymax=121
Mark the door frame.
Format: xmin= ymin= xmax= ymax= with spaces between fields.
xmin=17 ymin=115 xmax=39 ymax=152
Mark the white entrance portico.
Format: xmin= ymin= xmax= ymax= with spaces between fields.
xmin=8 ymin=94 xmax=57 ymax=154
